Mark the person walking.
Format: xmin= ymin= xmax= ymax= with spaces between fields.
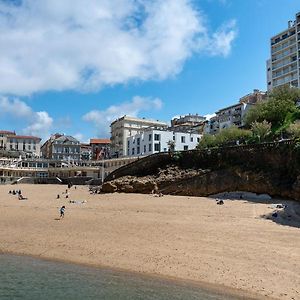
xmin=60 ymin=206 xmax=66 ymax=219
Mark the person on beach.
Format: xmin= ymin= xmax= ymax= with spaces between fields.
xmin=60 ymin=206 xmax=66 ymax=218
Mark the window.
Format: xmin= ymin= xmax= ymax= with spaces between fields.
xmin=173 ymin=135 xmax=175 ymax=141
xmin=164 ymin=148 xmax=167 ymax=152
xmin=137 ymin=146 xmax=140 ymax=154
xmin=132 ymin=148 xmax=135 ymax=155
xmin=184 ymin=145 xmax=188 ymax=151
xmin=154 ymin=143 xmax=160 ymax=151
xmin=137 ymin=138 xmax=140 ymax=145
xmin=144 ymin=145 xmax=146 ymax=153
xmin=127 ymin=140 xmax=130 ymax=147
xmin=197 ymin=137 xmax=200 ymax=143
xmin=149 ymin=144 xmax=152 ymax=151
xmin=154 ymin=134 xmax=160 ymax=141
xmin=181 ymin=136 xmax=185 ymax=143
xmin=190 ymin=137 xmax=193 ymax=142
xmin=148 ymin=134 xmax=152 ymax=141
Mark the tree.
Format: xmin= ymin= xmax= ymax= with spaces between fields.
xmin=251 ymin=120 xmax=272 ymax=142
xmin=167 ymin=140 xmax=175 ymax=152
xmin=245 ymin=86 xmax=300 ymax=129
xmin=197 ymin=134 xmax=216 ymax=149
xmin=287 ymin=121 xmax=300 ymax=138
xmin=197 ymin=127 xmax=252 ymax=149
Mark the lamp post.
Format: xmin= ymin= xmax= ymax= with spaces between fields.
xmin=101 ymin=156 xmax=105 ymax=184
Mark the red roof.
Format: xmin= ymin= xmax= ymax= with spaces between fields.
xmin=7 ymin=135 xmax=41 ymax=141
xmin=0 ymin=130 xmax=15 ymax=135
xmin=90 ymin=138 xmax=111 ymax=144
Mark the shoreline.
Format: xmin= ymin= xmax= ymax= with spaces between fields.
xmin=0 ymin=185 xmax=299 ymax=300
xmin=0 ymin=251 xmax=267 ymax=300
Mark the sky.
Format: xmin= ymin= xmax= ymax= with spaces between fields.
xmin=0 ymin=0 xmax=299 ymax=142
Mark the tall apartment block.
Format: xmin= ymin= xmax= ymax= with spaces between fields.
xmin=267 ymin=12 xmax=300 ymax=91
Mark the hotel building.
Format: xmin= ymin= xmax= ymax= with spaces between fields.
xmin=110 ymin=116 xmax=168 ymax=157
xmin=267 ymin=12 xmax=300 ymax=90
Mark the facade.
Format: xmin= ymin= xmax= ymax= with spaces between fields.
xmin=80 ymin=144 xmax=92 ymax=160
xmin=216 ymin=102 xmax=254 ymax=130
xmin=110 ymin=116 xmax=168 ymax=157
xmin=41 ymin=134 xmax=81 ymax=160
xmin=203 ymin=116 xmax=219 ymax=135
xmin=0 ymin=130 xmax=15 ymax=150
xmin=267 ymin=12 xmax=300 ymax=90
xmin=0 ymin=130 xmax=41 ymax=157
xmin=126 ymin=128 xmax=201 ymax=157
xmin=90 ymin=138 xmax=111 ymax=160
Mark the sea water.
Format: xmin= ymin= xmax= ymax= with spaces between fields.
xmin=0 ymin=254 xmax=245 ymax=300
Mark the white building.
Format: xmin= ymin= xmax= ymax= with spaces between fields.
xmin=267 ymin=12 xmax=300 ymax=90
xmin=6 ymin=134 xmax=41 ymax=157
xmin=110 ymin=116 xmax=168 ymax=157
xmin=126 ymin=128 xmax=201 ymax=157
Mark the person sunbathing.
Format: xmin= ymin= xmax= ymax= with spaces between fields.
xmin=18 ymin=194 xmax=28 ymax=200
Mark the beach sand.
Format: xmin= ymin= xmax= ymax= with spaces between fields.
xmin=0 ymin=184 xmax=299 ymax=299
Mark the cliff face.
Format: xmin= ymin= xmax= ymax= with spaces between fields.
xmin=102 ymin=141 xmax=300 ymax=201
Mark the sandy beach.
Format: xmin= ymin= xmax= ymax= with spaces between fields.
xmin=0 ymin=184 xmax=299 ymax=299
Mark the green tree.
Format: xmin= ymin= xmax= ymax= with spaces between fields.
xmin=197 ymin=134 xmax=216 ymax=149
xmin=245 ymin=86 xmax=300 ymax=129
xmin=287 ymin=121 xmax=300 ymax=138
xmin=215 ymin=126 xmax=252 ymax=146
xmin=197 ymin=127 xmax=252 ymax=149
xmin=251 ymin=120 xmax=272 ymax=142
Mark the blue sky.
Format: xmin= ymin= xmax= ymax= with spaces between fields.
xmin=0 ymin=0 xmax=299 ymax=142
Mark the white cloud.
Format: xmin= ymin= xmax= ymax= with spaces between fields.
xmin=83 ymin=96 xmax=163 ymax=137
xmin=0 ymin=0 xmax=237 ymax=95
xmin=206 ymin=20 xmax=237 ymax=57
xmin=0 ymin=96 xmax=53 ymax=139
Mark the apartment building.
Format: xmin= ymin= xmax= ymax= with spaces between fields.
xmin=110 ymin=116 xmax=168 ymax=157
xmin=216 ymin=102 xmax=254 ymax=130
xmin=126 ymin=128 xmax=201 ymax=157
xmin=267 ymin=12 xmax=300 ymax=90
xmin=203 ymin=116 xmax=219 ymax=135
xmin=41 ymin=134 xmax=81 ymax=160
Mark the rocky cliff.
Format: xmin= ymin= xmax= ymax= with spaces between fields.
xmin=101 ymin=141 xmax=300 ymax=201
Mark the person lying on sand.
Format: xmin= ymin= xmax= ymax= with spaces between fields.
xmin=18 ymin=194 xmax=27 ymax=200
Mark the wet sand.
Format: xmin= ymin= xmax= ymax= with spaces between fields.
xmin=0 ymin=184 xmax=299 ymax=299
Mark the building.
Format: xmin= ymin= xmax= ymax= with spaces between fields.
xmin=0 ymin=130 xmax=15 ymax=150
xmin=110 ymin=116 xmax=168 ymax=157
xmin=239 ymin=89 xmax=267 ymax=104
xmin=216 ymin=102 xmax=254 ymax=130
xmin=0 ymin=130 xmax=41 ymax=157
xmin=90 ymin=138 xmax=111 ymax=160
xmin=171 ymin=114 xmax=205 ymax=132
xmin=267 ymin=12 xmax=300 ymax=90
xmin=80 ymin=143 xmax=92 ymax=161
xmin=126 ymin=128 xmax=201 ymax=157
xmin=203 ymin=116 xmax=219 ymax=135
xmin=41 ymin=134 xmax=81 ymax=160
